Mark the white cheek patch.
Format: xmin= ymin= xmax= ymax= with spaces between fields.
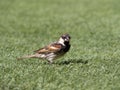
xmin=58 ymin=38 xmax=65 ymax=46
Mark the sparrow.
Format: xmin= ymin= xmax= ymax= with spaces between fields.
xmin=17 ymin=34 xmax=71 ymax=64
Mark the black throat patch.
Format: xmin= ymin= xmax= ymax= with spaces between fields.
xmin=63 ymin=42 xmax=71 ymax=52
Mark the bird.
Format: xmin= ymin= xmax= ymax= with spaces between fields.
xmin=17 ymin=34 xmax=71 ymax=64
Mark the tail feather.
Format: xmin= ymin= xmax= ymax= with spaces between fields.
xmin=17 ymin=54 xmax=37 ymax=60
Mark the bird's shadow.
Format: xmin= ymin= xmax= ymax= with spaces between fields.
xmin=55 ymin=59 xmax=88 ymax=65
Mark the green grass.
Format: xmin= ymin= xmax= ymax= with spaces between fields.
xmin=0 ymin=0 xmax=120 ymax=90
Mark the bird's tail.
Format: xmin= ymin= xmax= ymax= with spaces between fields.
xmin=17 ymin=54 xmax=37 ymax=60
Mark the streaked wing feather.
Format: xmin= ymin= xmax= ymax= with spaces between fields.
xmin=34 ymin=43 xmax=62 ymax=54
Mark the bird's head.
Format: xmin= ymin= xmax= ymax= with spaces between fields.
xmin=58 ymin=34 xmax=71 ymax=45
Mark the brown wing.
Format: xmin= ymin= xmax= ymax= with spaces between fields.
xmin=34 ymin=43 xmax=62 ymax=54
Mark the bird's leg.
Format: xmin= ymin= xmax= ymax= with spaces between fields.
xmin=47 ymin=59 xmax=53 ymax=64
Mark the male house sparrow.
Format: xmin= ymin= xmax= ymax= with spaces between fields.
xmin=18 ymin=34 xmax=71 ymax=64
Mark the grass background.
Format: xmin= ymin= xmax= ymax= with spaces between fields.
xmin=0 ymin=0 xmax=120 ymax=90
